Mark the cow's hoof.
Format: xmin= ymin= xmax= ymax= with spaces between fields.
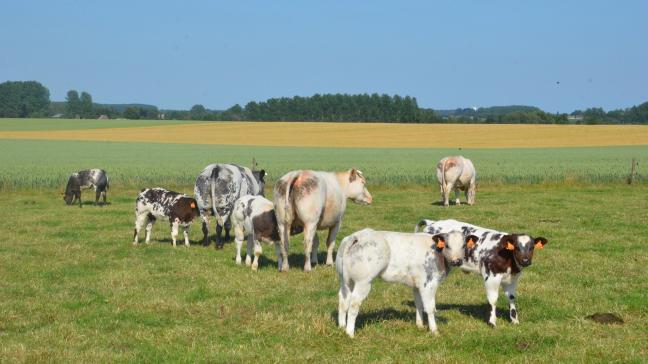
xmin=488 ymin=321 xmax=497 ymax=328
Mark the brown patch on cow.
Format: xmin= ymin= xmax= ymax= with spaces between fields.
xmin=487 ymin=237 xmax=521 ymax=275
xmin=170 ymin=197 xmax=200 ymax=224
xmin=275 ymin=179 xmax=289 ymax=198
xmin=444 ymin=159 xmax=458 ymax=169
xmin=291 ymin=173 xmax=319 ymax=199
xmin=252 ymin=210 xmax=280 ymax=241
xmin=586 ymin=313 xmax=624 ymax=325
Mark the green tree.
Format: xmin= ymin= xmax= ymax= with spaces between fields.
xmin=0 ymin=81 xmax=50 ymax=117
xmin=66 ymin=90 xmax=81 ymax=118
xmin=80 ymin=91 xmax=94 ymax=118
xmin=123 ymin=107 xmax=140 ymax=119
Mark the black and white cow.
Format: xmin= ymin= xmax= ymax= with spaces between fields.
xmin=194 ymin=163 xmax=266 ymax=249
xmin=416 ymin=219 xmax=548 ymax=327
xmin=133 ymin=188 xmax=200 ymax=247
xmin=63 ymin=169 xmax=109 ymax=207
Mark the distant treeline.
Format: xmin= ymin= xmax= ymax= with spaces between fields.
xmin=1 ymin=80 xmax=648 ymax=124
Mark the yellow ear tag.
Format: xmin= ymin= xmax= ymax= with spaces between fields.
xmin=467 ymin=239 xmax=475 ymax=249
xmin=535 ymin=242 xmax=544 ymax=249
xmin=506 ymin=242 xmax=515 ymax=251
xmin=190 ymin=202 xmax=196 ymax=208
xmin=437 ymin=240 xmax=445 ymax=249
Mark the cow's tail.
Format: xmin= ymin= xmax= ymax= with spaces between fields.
xmin=439 ymin=158 xmax=450 ymax=200
xmin=210 ymin=166 xmax=222 ymax=223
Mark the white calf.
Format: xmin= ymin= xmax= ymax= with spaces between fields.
xmin=336 ymin=228 xmax=478 ymax=337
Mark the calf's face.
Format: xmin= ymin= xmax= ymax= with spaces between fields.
xmin=432 ymin=231 xmax=479 ymax=266
xmin=501 ymin=234 xmax=548 ymax=267
xmin=347 ymin=169 xmax=372 ymax=205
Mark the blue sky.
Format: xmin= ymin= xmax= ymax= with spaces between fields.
xmin=1 ymin=1 xmax=646 ymax=112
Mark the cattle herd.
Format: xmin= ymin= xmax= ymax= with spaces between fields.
xmin=64 ymin=155 xmax=548 ymax=338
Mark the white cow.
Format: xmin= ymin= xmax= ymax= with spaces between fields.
xmin=336 ymin=228 xmax=479 ymax=337
xmin=436 ymin=156 xmax=476 ymax=206
xmin=273 ymin=169 xmax=373 ymax=272
xmin=416 ymin=219 xmax=548 ymax=327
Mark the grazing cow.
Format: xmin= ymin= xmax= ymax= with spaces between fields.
xmin=436 ymin=156 xmax=476 ymax=206
xmin=336 ymin=228 xmax=479 ymax=337
xmin=273 ymin=169 xmax=373 ymax=272
xmin=415 ymin=219 xmax=548 ymax=327
xmin=194 ymin=163 xmax=266 ymax=249
xmin=231 ymin=195 xmax=303 ymax=271
xmin=133 ymin=188 xmax=200 ymax=247
xmin=63 ymin=169 xmax=109 ymax=207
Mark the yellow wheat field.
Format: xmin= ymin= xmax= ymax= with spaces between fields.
xmin=1 ymin=122 xmax=648 ymax=148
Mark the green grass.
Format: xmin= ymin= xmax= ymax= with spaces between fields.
xmin=1 ymin=185 xmax=647 ymax=362
xmin=0 ymin=139 xmax=646 ymax=190
xmin=0 ymin=118 xmax=206 ymax=131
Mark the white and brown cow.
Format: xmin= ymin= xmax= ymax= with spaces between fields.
xmin=231 ymin=195 xmax=303 ymax=271
xmin=273 ymin=169 xmax=373 ymax=272
xmin=133 ymin=188 xmax=200 ymax=247
xmin=194 ymin=163 xmax=266 ymax=249
xmin=336 ymin=228 xmax=479 ymax=337
xmin=416 ymin=219 xmax=548 ymax=327
xmin=436 ymin=156 xmax=476 ymax=206
xmin=63 ymin=169 xmax=109 ymax=207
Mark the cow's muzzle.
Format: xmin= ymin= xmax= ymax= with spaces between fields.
xmin=450 ymin=259 xmax=463 ymax=267
xmin=519 ymin=259 xmax=531 ymax=267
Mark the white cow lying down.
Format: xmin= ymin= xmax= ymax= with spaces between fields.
xmin=336 ymin=228 xmax=478 ymax=337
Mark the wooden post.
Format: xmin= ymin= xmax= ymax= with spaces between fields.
xmin=627 ymin=158 xmax=638 ymax=185
xmin=252 ymin=157 xmax=257 ymax=171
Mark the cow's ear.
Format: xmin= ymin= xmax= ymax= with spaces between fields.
xmin=432 ymin=234 xmax=446 ymax=249
xmin=349 ymin=169 xmax=358 ymax=182
xmin=466 ymin=235 xmax=479 ymax=249
xmin=259 ymin=169 xmax=266 ymax=182
xmin=534 ymin=237 xmax=548 ymax=249
xmin=500 ymin=235 xmax=517 ymax=251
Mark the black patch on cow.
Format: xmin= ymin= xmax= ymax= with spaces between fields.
xmin=509 ymin=294 xmax=515 ymax=300
xmin=511 ymin=308 xmax=517 ymax=319
xmin=252 ymin=210 xmax=280 ymax=241
xmin=245 ymin=198 xmax=254 ymax=218
xmin=492 ymin=233 xmax=502 ymax=240
xmin=147 ymin=213 xmax=156 ymax=222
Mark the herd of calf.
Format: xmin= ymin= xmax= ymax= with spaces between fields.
xmin=63 ymin=155 xmax=548 ymax=337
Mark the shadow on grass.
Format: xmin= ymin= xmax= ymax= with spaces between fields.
xmin=329 ymin=307 xmax=449 ymax=333
xmin=402 ymin=299 xmax=510 ymax=326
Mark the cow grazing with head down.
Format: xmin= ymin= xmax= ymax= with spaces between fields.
xmin=194 ymin=163 xmax=266 ymax=249
xmin=133 ymin=188 xmax=200 ymax=247
xmin=63 ymin=169 xmax=109 ymax=207
xmin=231 ymin=195 xmax=303 ymax=271
xmin=436 ymin=156 xmax=476 ymax=206
xmin=416 ymin=219 xmax=548 ymax=327
xmin=336 ymin=228 xmax=479 ymax=337
xmin=273 ymin=169 xmax=373 ymax=272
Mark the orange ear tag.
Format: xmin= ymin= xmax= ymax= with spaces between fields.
xmin=190 ymin=202 xmax=196 ymax=208
xmin=467 ymin=239 xmax=475 ymax=249
xmin=535 ymin=242 xmax=544 ymax=249
xmin=506 ymin=242 xmax=515 ymax=251
xmin=437 ymin=240 xmax=445 ymax=249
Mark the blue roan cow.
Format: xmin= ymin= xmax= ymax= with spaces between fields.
xmin=63 ymin=169 xmax=109 ymax=207
xmin=133 ymin=188 xmax=200 ymax=247
xmin=194 ymin=163 xmax=266 ymax=249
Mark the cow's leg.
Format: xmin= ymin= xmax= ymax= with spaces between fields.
xmin=233 ymin=222 xmax=245 ymax=265
xmin=201 ymin=214 xmax=210 ymax=246
xmin=302 ymin=223 xmax=318 ymax=272
xmin=442 ymin=183 xmax=452 ymax=206
xmin=183 ymin=225 xmax=190 ymax=247
xmin=215 ymin=223 xmax=224 ymax=249
xmin=251 ymin=237 xmax=263 ymax=271
xmin=277 ymin=222 xmax=290 ymax=272
xmin=454 ymin=187 xmax=461 ymax=206
xmin=102 ymin=189 xmax=107 ymax=204
xmin=145 ymin=217 xmax=156 ymax=244
xmin=420 ymin=282 xmax=440 ymax=335
xmin=345 ymin=280 xmax=372 ymax=338
xmin=171 ymin=219 xmax=180 ymax=247
xmin=484 ymin=274 xmax=503 ymax=327
xmin=338 ymin=279 xmax=353 ymax=329
xmin=413 ymin=287 xmax=425 ymax=328
xmin=310 ymin=233 xmax=320 ymax=266
xmin=245 ymin=233 xmax=254 ymax=267
xmin=467 ymin=181 xmax=476 ymax=205
xmin=95 ymin=189 xmax=101 ymax=205
xmin=502 ymin=275 xmax=520 ymax=324
xmin=77 ymin=192 xmax=82 ymax=208
xmin=224 ymin=219 xmax=231 ymax=242
xmin=325 ymin=221 xmax=341 ymax=265
xmin=133 ymin=213 xmax=147 ymax=245
xmin=274 ymin=240 xmax=283 ymax=271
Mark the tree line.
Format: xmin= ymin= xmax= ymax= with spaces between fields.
xmin=1 ymin=80 xmax=647 ymax=124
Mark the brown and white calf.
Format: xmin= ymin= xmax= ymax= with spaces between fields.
xmin=133 ymin=188 xmax=200 ymax=247
xmin=336 ymin=228 xmax=479 ymax=337
xmin=231 ymin=195 xmax=303 ymax=271
xmin=273 ymin=169 xmax=373 ymax=272
xmin=436 ymin=156 xmax=476 ymax=206
xmin=416 ymin=219 xmax=548 ymax=327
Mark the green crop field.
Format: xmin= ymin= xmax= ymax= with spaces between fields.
xmin=0 ymin=118 xmax=202 ymax=132
xmin=1 ymin=124 xmax=647 ymax=362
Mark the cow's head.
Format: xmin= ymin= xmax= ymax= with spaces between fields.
xmin=432 ymin=231 xmax=479 ymax=266
xmin=346 ymin=169 xmax=372 ymax=205
xmin=63 ymin=176 xmax=76 ymax=205
xmin=499 ymin=234 xmax=548 ymax=267
xmin=252 ymin=169 xmax=267 ymax=196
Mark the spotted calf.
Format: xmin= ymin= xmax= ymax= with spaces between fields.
xmin=231 ymin=195 xmax=303 ymax=271
xmin=336 ymin=228 xmax=479 ymax=337
xmin=133 ymin=188 xmax=200 ymax=247
xmin=416 ymin=219 xmax=548 ymax=327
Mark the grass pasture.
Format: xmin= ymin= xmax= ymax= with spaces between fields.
xmin=1 ymin=119 xmax=648 ymax=362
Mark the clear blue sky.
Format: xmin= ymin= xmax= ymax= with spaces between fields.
xmin=1 ymin=1 xmax=647 ymax=112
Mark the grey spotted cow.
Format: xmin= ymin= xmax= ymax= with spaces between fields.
xmin=416 ymin=219 xmax=548 ymax=327
xmin=194 ymin=163 xmax=266 ymax=249
xmin=63 ymin=169 xmax=109 ymax=207
xmin=133 ymin=188 xmax=200 ymax=247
